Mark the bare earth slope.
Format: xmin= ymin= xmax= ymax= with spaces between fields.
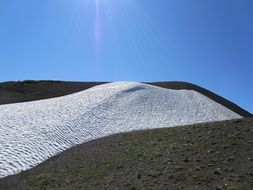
xmin=1 ymin=118 xmax=253 ymax=190
xmin=0 ymin=80 xmax=251 ymax=117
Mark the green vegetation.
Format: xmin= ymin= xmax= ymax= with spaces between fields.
xmin=192 ymin=172 xmax=213 ymax=183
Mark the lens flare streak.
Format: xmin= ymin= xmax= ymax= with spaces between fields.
xmin=94 ymin=0 xmax=101 ymax=64
xmin=94 ymin=0 xmax=100 ymax=44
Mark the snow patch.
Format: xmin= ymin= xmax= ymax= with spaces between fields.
xmin=0 ymin=82 xmax=241 ymax=177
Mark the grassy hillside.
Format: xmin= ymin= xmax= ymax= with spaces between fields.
xmin=1 ymin=118 xmax=253 ymax=190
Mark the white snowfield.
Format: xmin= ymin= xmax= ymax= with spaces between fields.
xmin=0 ymin=82 xmax=241 ymax=178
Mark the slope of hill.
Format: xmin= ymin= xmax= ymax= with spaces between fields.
xmin=1 ymin=118 xmax=252 ymax=190
xmin=0 ymin=80 xmax=251 ymax=117
xmin=0 ymin=82 xmax=241 ymax=178
xmin=150 ymin=82 xmax=252 ymax=118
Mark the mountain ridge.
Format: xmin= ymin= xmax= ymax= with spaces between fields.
xmin=0 ymin=80 xmax=251 ymax=117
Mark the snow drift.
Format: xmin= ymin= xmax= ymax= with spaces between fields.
xmin=0 ymin=82 xmax=241 ymax=177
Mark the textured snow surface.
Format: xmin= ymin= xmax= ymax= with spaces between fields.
xmin=0 ymin=82 xmax=241 ymax=178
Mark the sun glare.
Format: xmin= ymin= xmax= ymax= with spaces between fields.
xmin=94 ymin=0 xmax=100 ymax=44
xmin=64 ymin=0 xmax=140 ymax=65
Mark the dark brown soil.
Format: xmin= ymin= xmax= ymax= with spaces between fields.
xmin=0 ymin=80 xmax=105 ymax=105
xmin=0 ymin=80 xmax=251 ymax=117
xmin=1 ymin=118 xmax=253 ymax=190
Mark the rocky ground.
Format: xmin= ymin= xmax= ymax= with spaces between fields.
xmin=1 ymin=118 xmax=253 ymax=190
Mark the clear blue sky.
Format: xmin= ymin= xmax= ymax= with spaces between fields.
xmin=0 ymin=0 xmax=252 ymax=113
